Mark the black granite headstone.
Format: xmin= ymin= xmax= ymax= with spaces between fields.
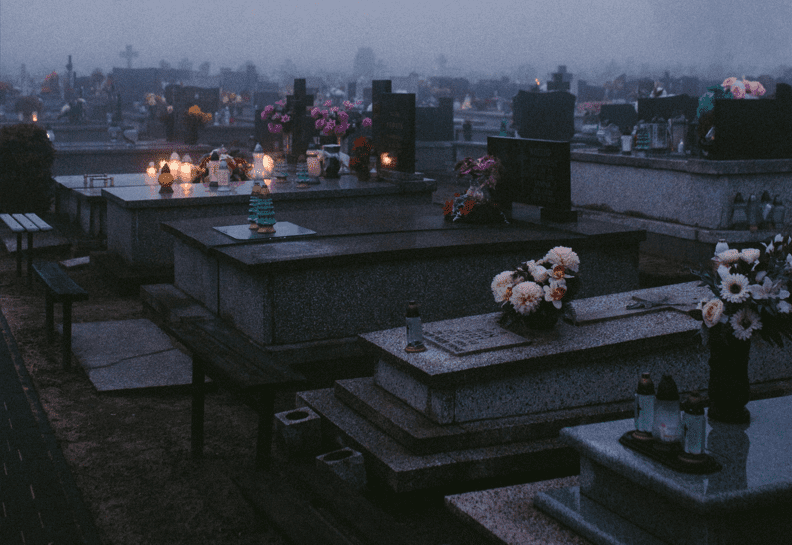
xmin=416 ymin=97 xmax=453 ymax=141
xmin=599 ymin=104 xmax=639 ymax=135
xmin=637 ymin=94 xmax=698 ymax=122
xmin=285 ymin=78 xmax=314 ymax=163
xmin=487 ymin=136 xmax=576 ymax=222
xmin=373 ymin=93 xmax=416 ymax=175
xmin=710 ymin=97 xmax=792 ymax=160
xmin=512 ymin=91 xmax=576 ymax=141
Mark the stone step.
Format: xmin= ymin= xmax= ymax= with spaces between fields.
xmin=296 ymin=387 xmax=578 ymax=493
xmin=334 ymin=377 xmax=635 ymax=455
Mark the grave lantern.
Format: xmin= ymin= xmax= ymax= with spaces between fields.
xmin=217 ymin=160 xmax=230 ymax=189
xmin=253 ymin=143 xmax=266 ymax=179
xmin=168 ymin=152 xmax=181 ymax=176
xmin=306 ymin=152 xmax=322 ymax=178
xmin=146 ymin=161 xmax=157 ymax=178
xmin=179 ymin=154 xmax=193 ymax=182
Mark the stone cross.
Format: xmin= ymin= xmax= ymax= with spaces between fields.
xmin=119 ymin=45 xmax=139 ymax=69
xmin=285 ymin=78 xmax=313 ymax=163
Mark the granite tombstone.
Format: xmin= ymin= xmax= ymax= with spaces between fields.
xmin=487 ymin=135 xmax=576 ymax=222
xmin=373 ymin=92 xmax=416 ymax=176
xmin=512 ymin=90 xmax=576 ymax=141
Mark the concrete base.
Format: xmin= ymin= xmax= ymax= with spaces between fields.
xmin=70 ymin=318 xmax=196 ymax=391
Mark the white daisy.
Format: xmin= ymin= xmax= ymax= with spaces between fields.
xmin=730 ymin=308 xmax=762 ymax=341
xmin=509 ymin=282 xmax=543 ymax=315
xmin=491 ymin=271 xmax=516 ymax=303
xmin=702 ymin=299 xmax=725 ymax=328
xmin=720 ymin=274 xmax=751 ymax=303
xmin=544 ymin=246 xmax=580 ymax=272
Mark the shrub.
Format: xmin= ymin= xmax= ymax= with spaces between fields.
xmin=0 ymin=123 xmax=55 ymax=214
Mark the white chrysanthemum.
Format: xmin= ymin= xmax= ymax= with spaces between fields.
xmin=530 ymin=265 xmax=550 ymax=283
xmin=702 ymin=299 xmax=725 ymax=328
xmin=491 ymin=271 xmax=516 ymax=303
xmin=716 ymin=249 xmax=741 ymax=265
xmin=543 ymin=279 xmax=567 ymax=309
xmin=720 ymin=273 xmax=751 ymax=303
xmin=509 ymin=282 xmax=544 ymax=315
xmin=544 ymin=246 xmax=580 ymax=272
xmin=730 ymin=308 xmax=762 ymax=341
xmin=740 ymin=248 xmax=760 ymax=264
xmin=778 ymin=300 xmax=792 ymax=314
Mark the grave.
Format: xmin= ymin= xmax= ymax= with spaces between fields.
xmin=155 ymin=203 xmax=644 ymax=366
xmin=102 ymin=175 xmax=437 ymax=275
xmin=599 ymin=104 xmax=639 ymax=136
xmin=708 ymin=95 xmax=792 ymax=160
xmin=296 ymin=281 xmax=792 ymax=492
xmin=535 ymin=395 xmax=792 ymax=545
xmin=373 ymin=91 xmax=416 ymax=180
xmin=416 ymin=97 xmax=454 ymax=141
xmin=512 ymin=90 xmax=576 ymax=141
xmin=488 ymin=136 xmax=577 ymax=223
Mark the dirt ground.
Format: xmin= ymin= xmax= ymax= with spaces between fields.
xmin=0 ymin=243 xmax=294 ymax=544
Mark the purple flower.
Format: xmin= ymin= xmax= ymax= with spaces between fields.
xmin=311 ymin=107 xmax=321 ymax=118
xmin=268 ymin=122 xmax=283 ymax=133
xmin=335 ymin=122 xmax=349 ymax=136
xmin=338 ymin=111 xmax=349 ymax=122
xmin=343 ymin=100 xmax=353 ymax=109
xmin=280 ymin=114 xmax=290 ymax=123
xmin=361 ymin=117 xmax=372 ymax=128
xmin=272 ymin=113 xmax=281 ymax=121
xmin=315 ymin=118 xmax=326 ymax=129
xmin=262 ymin=105 xmax=274 ymax=117
xmin=330 ymin=106 xmax=339 ymax=114
xmin=276 ymin=99 xmax=286 ymax=107
xmin=324 ymin=100 xmax=332 ymax=107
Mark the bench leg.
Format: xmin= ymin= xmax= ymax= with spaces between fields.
xmin=15 ymin=233 xmax=22 ymax=277
xmin=255 ymin=391 xmax=275 ymax=469
xmin=26 ymin=232 xmax=33 ymax=285
xmin=191 ymin=356 xmax=206 ymax=460
xmin=62 ymin=302 xmax=72 ymax=370
xmin=45 ymin=292 xmax=54 ymax=342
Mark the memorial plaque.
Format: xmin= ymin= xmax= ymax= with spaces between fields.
xmin=487 ymin=136 xmax=576 ymax=222
xmin=423 ymin=321 xmax=532 ymax=356
xmin=373 ymin=93 xmax=416 ymax=174
xmin=213 ymin=222 xmax=316 ymax=242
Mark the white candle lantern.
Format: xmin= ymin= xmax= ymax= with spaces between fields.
xmin=307 ymin=154 xmax=322 ymax=178
xmin=253 ymin=143 xmax=265 ymax=179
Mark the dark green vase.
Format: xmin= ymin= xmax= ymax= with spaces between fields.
xmin=707 ymin=325 xmax=751 ymax=424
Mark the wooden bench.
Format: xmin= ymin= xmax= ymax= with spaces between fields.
xmin=31 ymin=260 xmax=89 ymax=370
xmin=159 ymin=317 xmax=306 ymax=468
xmin=0 ymin=213 xmax=53 ymax=283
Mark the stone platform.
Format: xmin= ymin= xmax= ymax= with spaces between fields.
xmin=535 ymin=395 xmax=792 ymax=545
xmin=297 ymin=282 xmax=792 ymax=492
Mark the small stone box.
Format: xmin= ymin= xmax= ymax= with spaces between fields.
xmin=315 ymin=447 xmax=367 ymax=490
xmin=274 ymin=407 xmax=322 ymax=457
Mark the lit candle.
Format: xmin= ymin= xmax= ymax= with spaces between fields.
xmin=307 ymin=155 xmax=322 ymax=177
xmin=168 ymin=152 xmax=181 ymax=175
xmin=146 ymin=161 xmax=157 ymax=177
xmin=262 ymin=154 xmax=274 ymax=177
xmin=253 ymin=143 xmax=265 ymax=179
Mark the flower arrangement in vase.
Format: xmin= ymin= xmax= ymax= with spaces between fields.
xmin=491 ymin=246 xmax=581 ymax=335
xmin=689 ymin=235 xmax=792 ymax=422
xmin=183 ymin=105 xmax=212 ymax=144
xmin=261 ymin=99 xmax=293 ymax=135
xmin=348 ymin=136 xmax=373 ymax=181
xmin=721 ymin=77 xmax=766 ymax=100
xmin=311 ymin=100 xmax=372 ymax=143
xmin=444 ymin=154 xmax=508 ymax=224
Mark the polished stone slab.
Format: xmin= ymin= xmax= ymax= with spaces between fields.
xmin=213 ymin=222 xmax=316 ymax=242
xmin=535 ymin=395 xmax=792 ymax=545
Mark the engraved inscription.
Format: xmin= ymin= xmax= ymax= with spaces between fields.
xmin=423 ymin=322 xmax=532 ymax=356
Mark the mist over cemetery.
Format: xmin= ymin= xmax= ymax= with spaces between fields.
xmin=0 ymin=43 xmax=791 ymax=544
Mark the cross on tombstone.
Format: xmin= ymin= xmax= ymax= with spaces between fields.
xmin=285 ymin=78 xmax=313 ymax=163
xmin=546 ymin=65 xmax=571 ymax=92
xmin=120 ymin=45 xmax=139 ymax=69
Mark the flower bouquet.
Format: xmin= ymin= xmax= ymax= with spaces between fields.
xmin=444 ymin=154 xmax=508 ymax=224
xmin=720 ymin=77 xmax=766 ymax=100
xmin=261 ymin=99 xmax=293 ymax=135
xmin=311 ymin=100 xmax=372 ymax=142
xmin=690 ymin=235 xmax=792 ymax=422
xmin=348 ymin=136 xmax=373 ymax=181
xmin=491 ymin=246 xmax=581 ymax=335
xmin=183 ymin=105 xmax=212 ymax=144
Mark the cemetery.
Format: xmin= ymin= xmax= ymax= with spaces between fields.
xmin=0 ymin=60 xmax=791 ymax=545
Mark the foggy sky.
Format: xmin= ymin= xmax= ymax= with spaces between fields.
xmin=2 ymin=0 xmax=790 ymax=82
